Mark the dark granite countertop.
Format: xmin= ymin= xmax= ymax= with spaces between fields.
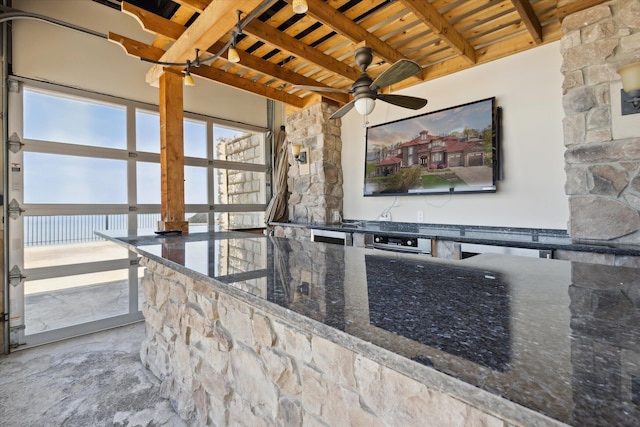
xmin=99 ymin=228 xmax=640 ymax=426
xmin=270 ymin=220 xmax=640 ymax=256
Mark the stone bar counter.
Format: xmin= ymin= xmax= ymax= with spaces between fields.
xmin=99 ymin=229 xmax=640 ymax=426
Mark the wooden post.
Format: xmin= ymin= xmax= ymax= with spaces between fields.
xmin=158 ymin=69 xmax=189 ymax=233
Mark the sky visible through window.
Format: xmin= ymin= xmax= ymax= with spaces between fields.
xmin=24 ymin=89 xmax=128 ymax=204
xmin=23 ymin=88 xmax=259 ymax=205
xmin=24 ymin=89 xmax=126 ymax=149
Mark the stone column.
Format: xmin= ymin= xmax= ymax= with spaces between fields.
xmin=285 ymin=102 xmax=343 ymax=224
xmin=561 ymin=1 xmax=640 ymax=244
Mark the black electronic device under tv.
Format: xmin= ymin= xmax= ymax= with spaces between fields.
xmin=364 ymin=97 xmax=501 ymax=196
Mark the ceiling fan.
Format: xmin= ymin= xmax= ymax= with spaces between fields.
xmin=294 ymin=47 xmax=428 ymax=120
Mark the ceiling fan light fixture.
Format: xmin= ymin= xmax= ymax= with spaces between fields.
xmin=355 ymin=97 xmax=376 ymax=116
xmin=228 ymin=46 xmax=240 ymax=63
xmin=292 ymin=0 xmax=308 ymax=14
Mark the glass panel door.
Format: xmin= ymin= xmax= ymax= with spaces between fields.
xmin=7 ymin=83 xmax=142 ymax=349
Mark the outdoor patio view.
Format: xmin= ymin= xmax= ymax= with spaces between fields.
xmin=11 ymin=84 xmax=268 ymax=343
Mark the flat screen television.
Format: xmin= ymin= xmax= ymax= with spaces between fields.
xmin=364 ymin=97 xmax=501 ymax=196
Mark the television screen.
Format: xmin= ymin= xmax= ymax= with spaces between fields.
xmin=364 ymin=97 xmax=500 ymax=196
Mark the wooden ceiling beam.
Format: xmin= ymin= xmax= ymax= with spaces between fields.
xmin=120 ymin=1 xmax=185 ymax=40
xmin=119 ymin=4 xmax=350 ymax=104
xmin=109 ymin=32 xmax=307 ymax=108
xmin=144 ymin=0 xmax=264 ymax=86
xmin=151 ymin=6 xmax=196 ymax=49
xmin=398 ymin=0 xmax=477 ymax=65
xmin=420 ymin=21 xmax=561 ymax=85
xmin=171 ymin=0 xmax=211 ymax=14
xmin=108 ymin=32 xmax=165 ymax=61
xmin=122 ymin=2 xmax=184 ymax=40
xmin=292 ymin=0 xmax=424 ymax=82
xmin=510 ymin=0 xmax=543 ymax=44
xmin=207 ymin=41 xmax=351 ymax=104
xmin=556 ymin=0 xmax=609 ymax=20
xmin=192 ymin=64 xmax=307 ymax=109
xmin=243 ymin=19 xmax=361 ymax=82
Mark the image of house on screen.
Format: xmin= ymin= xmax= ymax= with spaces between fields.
xmin=374 ymin=130 xmax=487 ymax=176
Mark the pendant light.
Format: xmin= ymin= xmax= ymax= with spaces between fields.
xmin=292 ymin=0 xmax=308 ymax=14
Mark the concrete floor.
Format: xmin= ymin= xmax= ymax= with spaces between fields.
xmin=0 ymin=322 xmax=186 ymax=427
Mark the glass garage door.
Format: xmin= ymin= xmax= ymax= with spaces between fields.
xmin=6 ymin=79 xmax=270 ymax=349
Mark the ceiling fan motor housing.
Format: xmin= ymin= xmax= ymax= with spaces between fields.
xmin=354 ymin=46 xmax=374 ymax=72
xmin=352 ymin=73 xmax=377 ymax=101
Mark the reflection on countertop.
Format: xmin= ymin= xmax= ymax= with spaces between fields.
xmin=99 ymin=228 xmax=640 ymax=426
xmin=271 ymin=220 xmax=640 ymax=256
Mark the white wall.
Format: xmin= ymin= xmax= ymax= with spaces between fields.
xmin=10 ymin=0 xmax=283 ymax=128
xmin=341 ymin=42 xmax=569 ymax=229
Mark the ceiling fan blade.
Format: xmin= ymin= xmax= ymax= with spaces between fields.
xmin=370 ymin=59 xmax=422 ymax=90
xmin=292 ymin=85 xmax=351 ymax=94
xmin=329 ymin=100 xmax=356 ymax=119
xmin=377 ymin=94 xmax=428 ymax=110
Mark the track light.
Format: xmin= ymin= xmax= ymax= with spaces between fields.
xmin=184 ymin=59 xmax=195 ymax=86
xmin=133 ymin=1 xmax=274 ymax=85
xmin=227 ymin=10 xmax=242 ymax=64
xmin=184 ymin=72 xmax=195 ymax=86
xmin=292 ymin=0 xmax=308 ymax=14
xmin=228 ymin=45 xmax=240 ymax=63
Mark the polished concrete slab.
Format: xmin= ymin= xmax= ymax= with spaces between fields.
xmin=0 ymin=322 xmax=186 ymax=427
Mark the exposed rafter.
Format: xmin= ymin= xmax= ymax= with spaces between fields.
xmin=117 ymin=2 xmax=351 ymax=104
xmin=109 ymin=31 xmax=307 ymax=108
xmin=242 ymin=19 xmax=361 ymax=82
xmin=144 ymin=0 xmax=264 ymax=85
xmin=510 ymin=0 xmax=543 ymax=44
xmin=290 ymin=0 xmax=424 ymax=83
xmin=398 ymin=0 xmax=477 ymax=65
xmin=109 ymin=0 xmax=611 ymax=109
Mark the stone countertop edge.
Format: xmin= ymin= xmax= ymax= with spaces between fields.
xmin=99 ymin=231 xmax=567 ymax=427
xmin=269 ymin=221 xmax=640 ymax=256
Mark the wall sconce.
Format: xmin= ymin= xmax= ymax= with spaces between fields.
xmin=617 ymin=62 xmax=640 ymax=115
xmin=291 ymin=143 xmax=307 ymax=164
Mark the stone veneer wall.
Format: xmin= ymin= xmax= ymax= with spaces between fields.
xmin=216 ymin=133 xmax=265 ymax=229
xmin=138 ymin=257 xmax=531 ymax=426
xmin=286 ymin=102 xmax=343 ymax=224
xmin=562 ymin=0 xmax=640 ymax=246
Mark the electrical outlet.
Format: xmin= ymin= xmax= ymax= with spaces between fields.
xmin=417 ymin=210 xmax=424 ymax=222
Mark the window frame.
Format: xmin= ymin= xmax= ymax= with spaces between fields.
xmin=17 ymin=77 xmax=270 ymax=222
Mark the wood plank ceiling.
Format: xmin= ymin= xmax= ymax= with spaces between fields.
xmin=104 ymin=0 xmax=608 ymax=111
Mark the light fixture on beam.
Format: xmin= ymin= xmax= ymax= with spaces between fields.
xmin=136 ymin=1 xmax=276 ymax=84
xmin=291 ymin=143 xmax=307 ymax=164
xmin=183 ymin=59 xmax=196 ymax=86
xmin=227 ymin=10 xmax=242 ymax=64
xmin=182 ymin=52 xmax=199 ymax=86
xmin=617 ymin=62 xmax=640 ymax=115
xmin=228 ymin=45 xmax=240 ymax=63
xmin=292 ymin=0 xmax=308 ymax=14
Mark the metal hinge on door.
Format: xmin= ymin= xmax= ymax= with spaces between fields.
xmin=8 ymin=133 xmax=24 ymax=153
xmin=9 ymin=265 xmax=26 ymax=287
xmin=0 ymin=312 xmax=8 ymax=323
xmin=8 ymin=199 xmax=25 ymax=219
xmin=10 ymin=325 xmax=26 ymax=349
